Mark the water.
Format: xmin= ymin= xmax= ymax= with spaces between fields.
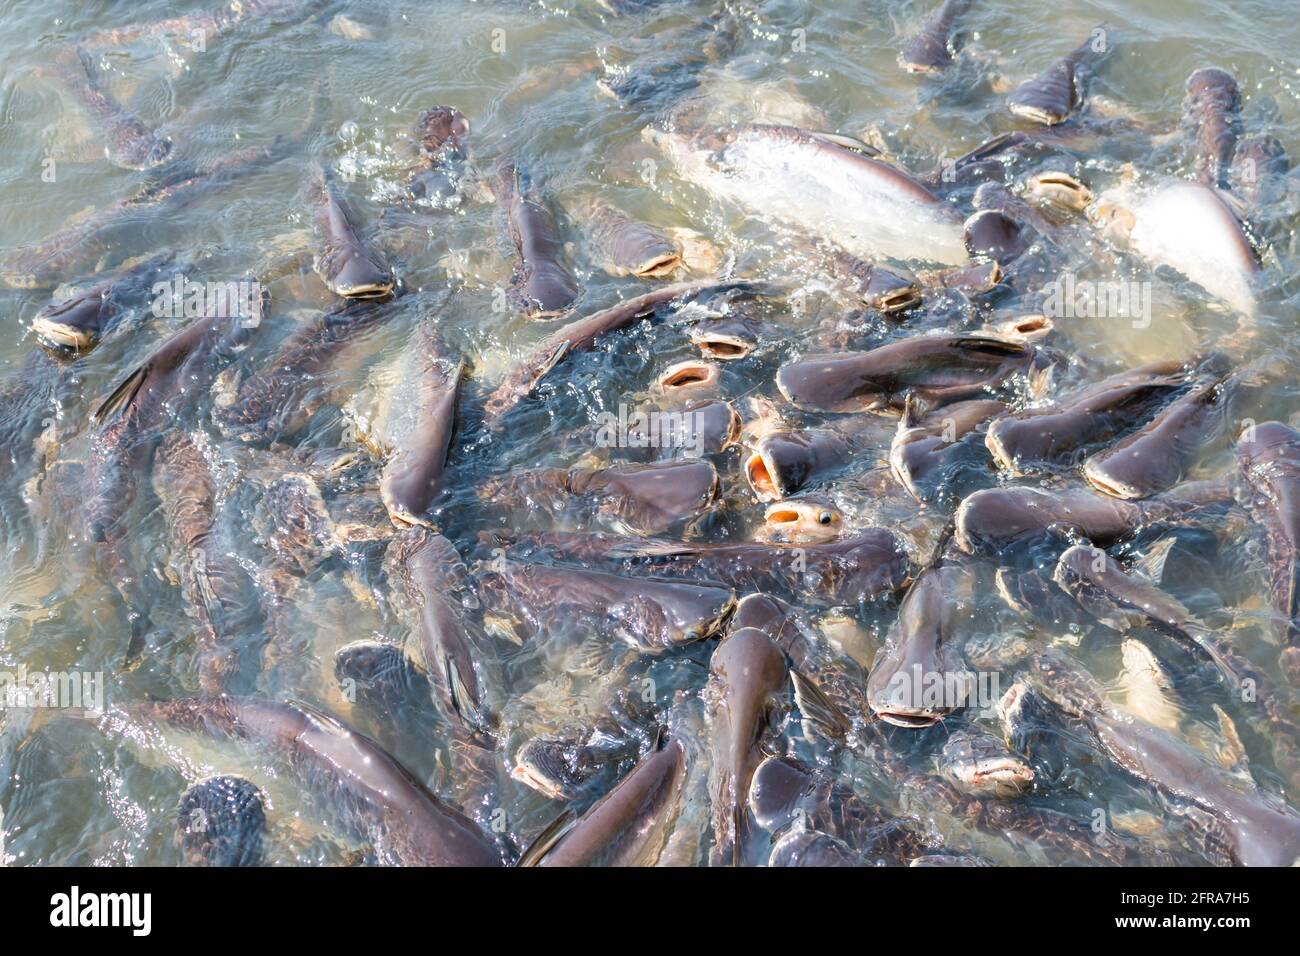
xmin=0 ymin=0 xmax=1297 ymax=865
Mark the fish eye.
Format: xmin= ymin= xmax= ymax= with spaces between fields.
xmin=818 ymin=511 xmax=833 ymax=524
xmin=683 ymin=628 xmax=701 ymax=642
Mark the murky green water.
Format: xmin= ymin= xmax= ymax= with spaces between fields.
xmin=0 ymin=0 xmax=1298 ymax=866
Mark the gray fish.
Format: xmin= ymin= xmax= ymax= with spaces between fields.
xmin=333 ymin=639 xmax=437 ymax=728
xmin=1082 ymin=362 xmax=1234 ymax=500
xmin=139 ymin=696 xmax=501 ymax=866
xmin=750 ymin=754 xmax=927 ymax=864
xmin=579 ymin=197 xmax=682 ymax=279
xmin=497 ymin=160 xmax=580 ymax=318
xmin=476 ymin=558 xmax=735 ymax=651
xmin=347 ymin=320 xmax=463 ymax=529
xmin=520 ymin=735 xmax=686 ymax=866
xmin=768 ymin=829 xmax=861 ymax=866
xmin=954 ymin=479 xmax=1231 ymax=556
xmin=776 ymin=334 xmax=1056 ymax=414
xmin=889 ymin=397 xmax=1006 ymax=502
xmin=985 ymin=360 xmax=1187 ymax=475
xmin=31 ymin=254 xmax=176 ymax=354
xmin=1183 ymin=68 xmax=1240 ymax=188
xmin=512 ymin=719 xmax=641 ymax=801
xmin=898 ymin=0 xmax=971 ymax=74
xmin=1230 ymin=135 xmax=1289 ymax=205
xmin=745 ymin=419 xmax=876 ymax=502
xmin=596 ymin=9 xmax=741 ymax=111
xmin=939 ymin=728 xmax=1035 ymax=798
xmin=307 ymin=164 xmax=394 ymax=300
xmin=706 ymin=627 xmax=788 ymax=865
xmin=483 ymin=529 xmax=914 ymax=607
xmin=404 ymin=106 xmax=470 ymax=204
xmin=1237 ymin=421 xmax=1300 ymax=684
xmin=866 ymin=562 xmax=975 ymax=728
xmin=689 ymin=315 xmax=764 ymax=361
xmin=386 ymin=529 xmax=491 ymax=732
xmin=215 ymin=297 xmax=395 ymax=444
xmin=1028 ymin=654 xmax=1300 ymax=866
xmin=152 ymin=430 xmax=260 ymax=695
xmin=42 ymin=57 xmax=171 ymax=170
xmin=89 ymin=311 xmax=258 ymax=662
xmin=78 ymin=0 xmax=322 ymax=52
xmin=480 ymin=459 xmax=719 ymax=536
xmin=482 ymin=280 xmax=744 ymax=427
xmin=177 ymin=776 xmax=265 ymax=867
xmin=1007 ymin=27 xmax=1111 ymax=126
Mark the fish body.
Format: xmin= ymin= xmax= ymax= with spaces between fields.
xmin=898 ymin=0 xmax=970 ymax=74
xmin=655 ymin=124 xmax=968 ymax=266
xmin=497 ymin=161 xmax=580 ymax=318
xmin=1008 ymin=29 xmax=1110 ymax=125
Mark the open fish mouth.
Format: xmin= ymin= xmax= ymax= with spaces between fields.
xmin=333 ymin=280 xmax=395 ymax=300
xmin=951 ymin=758 xmax=1036 ymax=795
xmin=875 ymin=709 xmax=945 ymax=729
xmin=1008 ymin=103 xmax=1068 ymax=125
xmin=690 ymin=330 xmax=753 ymax=360
xmin=1081 ymin=462 xmax=1143 ymax=500
xmin=633 ymin=253 xmax=682 ymax=278
xmin=745 ymin=448 xmax=783 ymax=501
xmin=872 ymin=286 xmax=924 ymax=313
xmin=761 ymin=500 xmax=842 ymax=543
xmin=1026 ymin=171 xmax=1094 ymax=213
xmin=31 ymin=316 xmax=94 ymax=352
xmin=657 ymin=360 xmax=719 ymax=392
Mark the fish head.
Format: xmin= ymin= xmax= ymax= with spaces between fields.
xmin=177 ymin=775 xmax=265 ymax=867
xmin=939 ymin=729 xmax=1035 ymax=798
xmin=656 ymin=360 xmax=720 ymax=395
xmin=1086 ymin=189 xmax=1138 ymax=243
xmin=328 ymin=250 xmax=395 ymax=300
xmin=760 ymin=497 xmax=844 ymax=544
xmin=32 ymin=290 xmax=111 ymax=353
xmin=416 ymin=106 xmax=469 ymax=154
xmin=1025 ymin=171 xmax=1093 ymax=215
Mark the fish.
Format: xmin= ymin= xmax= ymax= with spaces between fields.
xmin=2 ymin=138 xmax=297 ymax=289
xmin=31 ymin=254 xmax=176 ymax=354
xmin=152 ymin=430 xmax=261 ymax=694
xmin=1182 ymin=68 xmax=1240 ymax=188
xmin=476 ymin=558 xmax=735 ymax=651
xmin=688 ymin=315 xmax=764 ymax=361
xmin=596 ymin=9 xmax=741 ymax=110
xmin=41 ymin=56 xmax=172 ymax=170
xmin=985 ymin=361 xmax=1187 ymax=475
xmin=749 ymin=754 xmax=927 ymax=864
xmin=578 ymin=197 xmax=682 ymax=278
xmin=482 ymin=280 xmax=745 ymax=427
xmin=1237 ymin=421 xmax=1300 ymax=684
xmin=939 ymin=728 xmax=1036 ymax=798
xmin=347 ymin=320 xmax=463 ymax=529
xmin=89 ymin=311 xmax=258 ymax=662
xmin=385 ymin=529 xmax=492 ymax=732
xmin=768 ymin=829 xmax=861 ymax=866
xmin=404 ymin=106 xmax=471 ymax=205
xmin=1089 ymin=179 xmax=1260 ymax=317
xmin=866 ymin=562 xmax=975 ymax=727
xmin=744 ymin=419 xmax=875 ymax=502
xmin=496 ymin=160 xmax=580 ymax=318
xmin=137 ymin=696 xmax=502 ymax=866
xmin=1007 ymin=27 xmax=1111 ymax=125
xmin=776 ymin=334 xmax=1056 ymax=414
xmin=653 ymin=124 xmax=969 ymax=266
xmin=520 ymin=734 xmax=686 ymax=866
xmin=758 ymin=497 xmax=845 ymax=545
xmin=889 ymin=397 xmax=1006 ymax=502
xmin=511 ymin=719 xmax=641 ymax=801
xmin=898 ymin=0 xmax=971 ymax=74
xmin=1230 ymin=135 xmax=1289 ymax=205
xmin=77 ymin=0 xmax=323 ymax=52
xmin=705 ymin=626 xmax=788 ymax=865
xmin=333 ymin=640 xmax=437 ymax=730
xmin=480 ymin=459 xmax=719 ymax=536
xmin=177 ymin=776 xmax=265 ymax=867
xmin=215 ymin=297 xmax=396 ymax=443
xmin=1081 ymin=362 xmax=1235 ymax=499
xmin=307 ymin=164 xmax=394 ymax=300
xmin=1028 ymin=654 xmax=1300 ymax=866
xmin=954 ymin=479 xmax=1232 ymax=556
xmin=483 ymin=528 xmax=914 ymax=607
